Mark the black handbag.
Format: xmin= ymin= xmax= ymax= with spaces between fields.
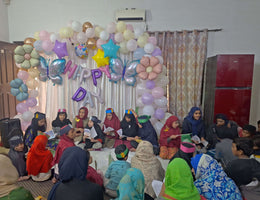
xmin=0 ymin=118 xmax=22 ymax=148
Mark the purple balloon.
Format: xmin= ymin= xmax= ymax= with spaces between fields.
xmin=109 ymin=33 xmax=116 ymax=43
xmin=16 ymin=103 xmax=29 ymax=114
xmin=26 ymin=97 xmax=37 ymax=107
xmin=151 ymin=47 xmax=162 ymax=57
xmin=146 ymin=80 xmax=155 ymax=89
xmin=154 ymin=108 xmax=165 ymax=120
xmin=72 ymin=87 xmax=87 ymax=101
xmin=152 ymin=87 xmax=164 ymax=98
xmin=91 ymin=69 xmax=102 ymax=86
xmin=53 ymin=40 xmax=68 ymax=59
xmin=142 ymin=92 xmax=154 ymax=105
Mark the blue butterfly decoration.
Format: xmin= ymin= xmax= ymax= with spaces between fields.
xmin=109 ymin=58 xmax=139 ymax=86
xmin=37 ymin=56 xmax=66 ymax=85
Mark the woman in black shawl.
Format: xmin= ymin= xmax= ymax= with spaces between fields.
xmin=52 ymin=109 xmax=72 ymax=132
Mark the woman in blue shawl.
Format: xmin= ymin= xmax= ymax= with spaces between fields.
xmin=191 ymin=154 xmax=242 ymax=200
xmin=48 ymin=146 xmax=103 ymax=200
xmin=182 ymin=107 xmax=205 ymax=140
xmin=115 ymin=168 xmax=145 ymax=200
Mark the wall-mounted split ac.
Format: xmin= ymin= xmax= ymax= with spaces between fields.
xmin=115 ymin=8 xmax=146 ymax=22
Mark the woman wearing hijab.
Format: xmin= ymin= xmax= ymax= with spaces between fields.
xmin=119 ymin=109 xmax=139 ymax=150
xmin=206 ymin=113 xmax=238 ymax=149
xmin=72 ymin=107 xmax=89 ymax=142
xmin=131 ymin=141 xmax=165 ymax=199
xmin=52 ymin=109 xmax=72 ymax=129
xmin=0 ymin=154 xmax=34 ymax=200
xmin=159 ymin=116 xmax=181 ymax=159
xmin=191 ymin=154 xmax=242 ymax=200
xmin=159 ymin=158 xmax=205 ymax=200
xmin=103 ymin=108 xmax=121 ymax=148
xmin=48 ymin=146 xmax=103 ymax=200
xmin=115 ymin=168 xmax=145 ymax=200
xmin=26 ymin=135 xmax=53 ymax=182
xmin=182 ymin=107 xmax=205 ymax=140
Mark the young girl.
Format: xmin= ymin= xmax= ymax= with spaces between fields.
xmin=103 ymin=108 xmax=121 ymax=148
xmin=52 ymin=108 xmax=72 ymax=129
xmin=26 ymin=135 xmax=53 ymax=182
xmin=24 ymin=112 xmax=46 ymax=148
xmin=84 ymin=116 xmax=105 ymax=150
xmin=119 ymin=109 xmax=139 ymax=150
xmin=131 ymin=141 xmax=165 ymax=199
xmin=182 ymin=107 xmax=205 ymax=141
xmin=72 ymin=107 xmax=89 ymax=142
xmin=159 ymin=116 xmax=181 ymax=159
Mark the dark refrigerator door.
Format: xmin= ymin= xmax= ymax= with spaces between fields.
xmin=216 ymin=55 xmax=254 ymax=87
xmin=214 ymin=89 xmax=251 ymax=127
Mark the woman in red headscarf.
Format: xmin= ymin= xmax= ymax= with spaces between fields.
xmin=72 ymin=107 xmax=89 ymax=142
xmin=26 ymin=135 xmax=53 ymax=181
xmin=159 ymin=116 xmax=181 ymax=159
xmin=103 ymin=108 xmax=121 ymax=148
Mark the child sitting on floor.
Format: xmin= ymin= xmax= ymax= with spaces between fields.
xmin=159 ymin=116 xmax=181 ymax=159
xmin=8 ymin=129 xmax=30 ymax=181
xmin=105 ymin=144 xmax=131 ymax=198
xmin=251 ymin=135 xmax=260 ymax=163
xmin=85 ymin=150 xmax=104 ymax=188
xmin=83 ymin=116 xmax=104 ymax=150
xmin=52 ymin=109 xmax=72 ymax=133
xmin=72 ymin=107 xmax=89 ymax=143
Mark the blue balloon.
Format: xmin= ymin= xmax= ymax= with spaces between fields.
xmin=101 ymin=39 xmax=120 ymax=59
xmin=10 ymin=78 xmax=29 ymax=101
xmin=133 ymin=48 xmax=145 ymax=60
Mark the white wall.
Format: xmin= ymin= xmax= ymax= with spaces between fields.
xmin=0 ymin=1 xmax=9 ymax=41
xmin=7 ymin=0 xmax=260 ymax=125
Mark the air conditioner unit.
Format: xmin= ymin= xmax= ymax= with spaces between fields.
xmin=115 ymin=9 xmax=146 ymax=22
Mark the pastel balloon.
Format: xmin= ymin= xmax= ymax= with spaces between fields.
xmin=116 ymin=21 xmax=126 ymax=33
xmin=59 ymin=27 xmax=74 ymax=39
xmin=53 ymin=40 xmax=68 ymax=59
xmin=142 ymin=92 xmax=154 ymax=105
xmin=92 ymin=69 xmax=102 ymax=86
xmin=33 ymin=40 xmax=43 ymax=52
xmin=99 ymin=65 xmax=111 ymax=79
xmin=134 ymin=28 xmax=144 ymax=38
xmin=72 ymin=87 xmax=87 ymax=102
xmin=146 ymin=80 xmax=155 ymax=89
xmin=26 ymin=97 xmax=37 ymax=107
xmin=39 ymin=30 xmax=50 ymax=41
xmin=21 ymin=121 xmax=31 ymax=131
xmin=22 ymin=111 xmax=34 ymax=122
xmin=77 ymin=32 xmax=87 ymax=43
xmin=72 ymin=21 xmax=82 ymax=32
xmin=96 ymin=39 xmax=106 ymax=50
xmin=154 ymin=96 xmax=167 ymax=107
xmin=123 ymin=30 xmax=134 ymax=41
xmin=136 ymin=83 xmax=148 ymax=96
xmin=154 ymin=108 xmax=165 ymax=120
xmin=152 ymin=87 xmax=164 ymax=98
xmin=85 ymin=28 xmax=95 ymax=38
xmin=136 ymin=97 xmax=144 ymax=107
xmin=114 ymin=32 xmax=123 ymax=43
xmin=127 ymin=39 xmax=138 ymax=51
xmin=156 ymin=55 xmax=164 ymax=64
xmin=133 ymin=48 xmax=145 ymax=60
xmin=154 ymin=121 xmax=164 ymax=134
xmin=95 ymin=26 xmax=104 ymax=37
xmin=100 ymin=31 xmax=110 ymax=41
xmin=107 ymin=22 xmax=116 ymax=33
xmin=119 ymin=41 xmax=129 ymax=54
xmin=17 ymin=70 xmax=29 ymax=80
xmin=16 ymin=103 xmax=29 ymax=114
xmin=144 ymin=43 xmax=155 ymax=54
xmin=148 ymin=37 xmax=157 ymax=46
xmin=152 ymin=47 xmax=162 ymax=56
xmin=29 ymin=89 xmax=38 ymax=98
xmin=126 ymin=24 xmax=134 ymax=31
xmin=142 ymin=105 xmax=155 ymax=116
xmin=42 ymin=40 xmax=54 ymax=52
xmin=26 ymin=79 xmax=39 ymax=89
xmin=34 ymin=31 xmax=40 ymax=40
xmin=137 ymin=36 xmax=147 ymax=48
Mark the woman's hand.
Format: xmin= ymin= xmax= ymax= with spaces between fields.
xmin=170 ymin=135 xmax=178 ymax=139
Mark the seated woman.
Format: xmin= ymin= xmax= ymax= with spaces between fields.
xmin=52 ymin=109 xmax=72 ymax=133
xmin=72 ymin=107 xmax=89 ymax=143
xmin=48 ymin=146 xmax=103 ymax=200
xmin=26 ymin=135 xmax=53 ymax=182
xmin=0 ymin=154 xmax=34 ymax=200
xmin=119 ymin=109 xmax=139 ymax=150
xmin=115 ymin=168 xmax=145 ymax=200
xmin=158 ymin=158 xmax=206 ymax=200
xmin=131 ymin=141 xmax=165 ymax=199
xmin=182 ymin=107 xmax=205 ymax=141
xmin=191 ymin=154 xmax=242 ymax=200
xmin=206 ymin=113 xmax=238 ymax=149
xmin=103 ymin=108 xmax=121 ymax=148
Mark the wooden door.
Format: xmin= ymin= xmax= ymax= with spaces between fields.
xmin=0 ymin=41 xmax=18 ymax=119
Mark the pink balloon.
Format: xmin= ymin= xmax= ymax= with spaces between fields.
xmin=16 ymin=103 xmax=29 ymax=114
xmin=26 ymin=97 xmax=37 ymax=107
xmin=17 ymin=70 xmax=29 ymax=80
xmin=39 ymin=30 xmax=50 ymax=41
xmin=99 ymin=65 xmax=111 ymax=79
xmin=114 ymin=33 xmax=123 ymax=43
xmin=96 ymin=39 xmax=106 ymax=49
xmin=148 ymin=37 xmax=157 ymax=46
xmin=126 ymin=24 xmax=134 ymax=31
xmin=42 ymin=40 xmax=54 ymax=52
xmin=152 ymin=87 xmax=164 ymax=98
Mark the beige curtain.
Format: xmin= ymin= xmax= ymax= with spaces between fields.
xmin=150 ymin=30 xmax=208 ymax=121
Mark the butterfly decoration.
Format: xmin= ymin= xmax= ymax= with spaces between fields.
xmin=109 ymin=58 xmax=139 ymax=86
xmin=37 ymin=56 xmax=66 ymax=85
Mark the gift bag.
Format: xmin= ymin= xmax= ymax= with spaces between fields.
xmin=0 ymin=118 xmax=22 ymax=148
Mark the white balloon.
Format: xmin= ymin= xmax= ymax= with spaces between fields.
xmin=144 ymin=43 xmax=155 ymax=54
xmin=160 ymin=112 xmax=173 ymax=125
xmin=85 ymin=28 xmax=95 ymax=38
xmin=100 ymin=31 xmax=109 ymax=41
xmin=136 ymin=83 xmax=148 ymax=96
xmin=154 ymin=96 xmax=167 ymax=107
xmin=50 ymin=33 xmax=60 ymax=43
xmin=156 ymin=55 xmax=164 ymax=64
xmin=136 ymin=97 xmax=144 ymax=107
xmin=22 ymin=111 xmax=34 ymax=122
xmin=107 ymin=22 xmax=116 ymax=33
xmin=126 ymin=39 xmax=137 ymax=51
xmin=142 ymin=105 xmax=155 ymax=116
xmin=77 ymin=32 xmax=87 ymax=43
xmin=29 ymin=90 xmax=39 ymax=98
xmin=134 ymin=27 xmax=144 ymax=38
xmin=71 ymin=21 xmax=82 ymax=32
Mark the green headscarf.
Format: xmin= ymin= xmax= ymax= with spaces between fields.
xmin=164 ymin=158 xmax=201 ymax=200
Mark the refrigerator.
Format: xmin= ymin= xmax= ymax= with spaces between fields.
xmin=203 ymin=54 xmax=254 ymax=127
